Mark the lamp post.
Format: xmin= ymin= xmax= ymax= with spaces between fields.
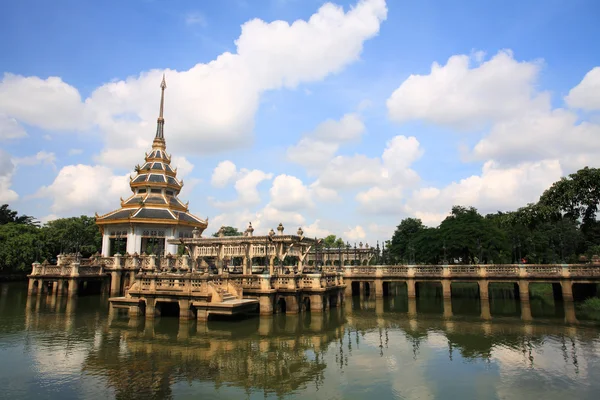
xmin=376 ymin=241 xmax=380 ymax=264
xmin=442 ymin=240 xmax=447 ymax=265
xmin=337 ymin=243 xmax=342 ymax=272
xmin=354 ymin=243 xmax=357 ymax=266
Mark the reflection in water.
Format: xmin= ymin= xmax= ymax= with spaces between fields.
xmin=1 ymin=282 xmax=600 ymax=399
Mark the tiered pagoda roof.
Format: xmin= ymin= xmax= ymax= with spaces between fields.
xmin=96 ymin=75 xmax=208 ymax=233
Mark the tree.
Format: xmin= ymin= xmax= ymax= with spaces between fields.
xmin=0 ymin=204 xmax=37 ymax=226
xmin=322 ymin=234 xmax=345 ymax=248
xmin=0 ymin=223 xmax=42 ymax=273
xmin=439 ymin=206 xmax=509 ymax=264
xmin=539 ymin=167 xmax=600 ymax=231
xmin=42 ymin=216 xmax=102 ymax=258
xmin=212 ymin=226 xmax=242 ymax=237
xmin=389 ymin=218 xmax=425 ymax=263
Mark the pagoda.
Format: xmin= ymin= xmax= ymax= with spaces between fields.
xmin=96 ymin=75 xmax=208 ymax=256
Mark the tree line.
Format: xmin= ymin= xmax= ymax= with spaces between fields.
xmin=0 ymin=204 xmax=101 ymax=274
xmin=386 ymin=167 xmax=600 ymax=265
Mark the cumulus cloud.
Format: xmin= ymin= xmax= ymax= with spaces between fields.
xmin=0 ymin=0 xmax=387 ymax=170
xmin=386 ymin=50 xmax=548 ymax=130
xmin=470 ymin=108 xmax=600 ymax=169
xmin=0 ymin=149 xmax=18 ymax=202
xmin=403 ymin=160 xmax=563 ymax=226
xmin=269 ymin=174 xmax=314 ymax=211
xmin=211 ymin=160 xmax=238 ymax=188
xmin=14 ymin=151 xmax=57 ymax=168
xmin=210 ymin=161 xmax=273 ymax=209
xmin=0 ymin=113 xmax=27 ymax=140
xmin=565 ymin=66 xmax=600 ymax=110
xmin=0 ymin=74 xmax=89 ymax=131
xmin=287 ymin=113 xmax=366 ymax=171
xmin=34 ymin=165 xmax=130 ymax=215
xmin=343 ymin=225 xmax=367 ymax=241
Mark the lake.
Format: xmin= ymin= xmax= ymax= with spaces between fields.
xmin=1 ymin=282 xmax=600 ymax=399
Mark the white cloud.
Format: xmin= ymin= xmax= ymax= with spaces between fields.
xmin=171 ymin=155 xmax=194 ymax=179
xmin=565 ymin=66 xmax=600 ymax=110
xmin=470 ymin=108 xmax=600 ymax=169
xmin=302 ymin=219 xmax=331 ymax=238
xmin=0 ymin=149 xmax=18 ymax=202
xmin=0 ymin=0 xmax=387 ymax=170
xmin=14 ymin=151 xmax=57 ymax=168
xmin=319 ymin=135 xmax=422 ymax=191
xmin=343 ymin=225 xmax=366 ymax=241
xmin=34 ymin=165 xmax=130 ymax=216
xmin=269 ymin=174 xmax=314 ymax=211
xmin=287 ymin=113 xmax=365 ymax=171
xmin=403 ymin=160 xmax=563 ymax=226
xmin=210 ymin=163 xmax=273 ymax=209
xmin=0 ymin=113 xmax=27 ymax=140
xmin=0 ymin=74 xmax=89 ymax=131
xmin=211 ymin=160 xmax=238 ymax=188
xmin=386 ymin=50 xmax=548 ymax=130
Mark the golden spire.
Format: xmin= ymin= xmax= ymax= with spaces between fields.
xmin=155 ymin=74 xmax=167 ymax=140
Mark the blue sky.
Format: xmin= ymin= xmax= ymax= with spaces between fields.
xmin=1 ymin=0 xmax=599 ymax=243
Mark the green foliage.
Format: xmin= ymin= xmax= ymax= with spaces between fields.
xmin=322 ymin=234 xmax=345 ymax=248
xmin=389 ymin=218 xmax=425 ymax=263
xmin=0 ymin=204 xmax=37 ymax=226
xmin=0 ymin=223 xmax=42 ymax=273
xmin=212 ymin=226 xmax=242 ymax=237
xmin=0 ymin=209 xmax=102 ymax=274
xmin=42 ymin=216 xmax=102 ymax=257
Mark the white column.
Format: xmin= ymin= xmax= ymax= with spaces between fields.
xmin=102 ymin=233 xmax=111 ymax=257
xmin=166 ymin=226 xmax=178 ymax=255
xmin=134 ymin=227 xmax=142 ymax=254
xmin=126 ymin=227 xmax=136 ymax=254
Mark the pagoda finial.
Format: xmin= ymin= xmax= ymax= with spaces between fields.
xmin=155 ymin=74 xmax=167 ymax=140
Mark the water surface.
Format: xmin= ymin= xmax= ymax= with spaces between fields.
xmin=1 ymin=282 xmax=600 ymax=399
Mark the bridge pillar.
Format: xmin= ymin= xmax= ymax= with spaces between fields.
xmin=561 ymin=280 xmax=573 ymax=302
xmin=441 ymin=280 xmax=451 ymax=299
xmin=408 ymin=296 xmax=417 ymax=317
xmin=110 ymin=271 xmax=122 ymax=297
xmin=443 ymin=297 xmax=453 ymax=318
xmin=375 ymin=279 xmax=384 ymax=297
xmin=27 ymin=279 xmax=36 ymax=296
xmin=344 ymin=281 xmax=353 ymax=298
xmin=407 ymin=279 xmax=416 ymax=298
xmin=57 ymin=279 xmax=66 ymax=296
xmin=478 ymin=280 xmax=489 ymax=300
xmin=145 ymin=298 xmax=160 ymax=319
xmin=258 ymin=295 xmax=274 ymax=315
xmin=480 ymin=296 xmax=491 ymax=320
xmin=51 ymin=281 xmax=58 ymax=295
xmin=310 ymin=294 xmax=324 ymax=313
xmin=518 ymin=280 xmax=530 ymax=301
xmin=179 ymin=299 xmax=194 ymax=320
xmin=520 ymin=299 xmax=532 ymax=322
xmin=67 ymin=279 xmax=78 ymax=296
xmin=564 ymin=300 xmax=577 ymax=324
xmin=286 ymin=296 xmax=299 ymax=314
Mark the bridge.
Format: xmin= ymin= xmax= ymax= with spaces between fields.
xmin=27 ymin=253 xmax=600 ymax=322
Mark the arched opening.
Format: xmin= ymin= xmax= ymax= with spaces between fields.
xmin=303 ymin=297 xmax=311 ymax=312
xmin=277 ymin=298 xmax=287 ymax=314
xmin=329 ymin=294 xmax=337 ymax=308
xmin=362 ymin=259 xmax=368 ymax=265
xmin=156 ymin=301 xmax=180 ymax=317
xmin=351 ymin=281 xmax=361 ymax=296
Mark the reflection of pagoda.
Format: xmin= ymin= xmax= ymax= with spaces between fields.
xmin=96 ymin=76 xmax=207 ymax=257
xmin=83 ymin=313 xmax=346 ymax=398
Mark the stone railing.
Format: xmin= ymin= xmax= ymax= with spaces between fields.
xmin=29 ymin=261 xmax=104 ymax=277
xmin=344 ymin=264 xmax=600 ymax=280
